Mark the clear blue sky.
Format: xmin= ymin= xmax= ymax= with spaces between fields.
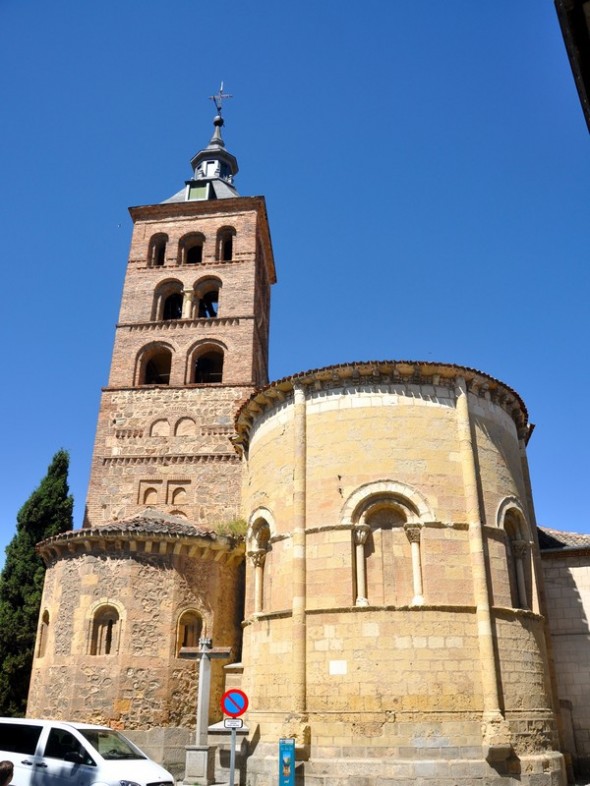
xmin=0 ymin=1 xmax=588 ymax=566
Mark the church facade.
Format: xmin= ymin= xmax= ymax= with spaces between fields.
xmin=27 ymin=107 xmax=589 ymax=786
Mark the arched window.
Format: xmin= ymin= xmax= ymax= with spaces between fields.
xmin=180 ymin=233 xmax=205 ymax=265
xmin=148 ymin=233 xmax=168 ymax=267
xmin=37 ymin=610 xmax=49 ymax=658
xmin=195 ymin=277 xmax=222 ymax=319
xmin=90 ymin=605 xmax=120 ymax=656
xmin=216 ymin=227 xmax=236 ymax=261
xmin=176 ymin=610 xmax=203 ymax=655
xmin=139 ymin=345 xmax=172 ymax=385
xmin=248 ymin=518 xmax=271 ymax=614
xmin=153 ymin=280 xmax=184 ymax=321
xmin=352 ymin=494 xmax=419 ymax=607
xmin=163 ymin=292 xmax=183 ymax=320
xmin=194 ymin=349 xmax=224 ymax=383
xmin=503 ymin=509 xmax=531 ymax=610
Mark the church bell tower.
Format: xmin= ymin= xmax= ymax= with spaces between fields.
xmin=27 ymin=95 xmax=275 ymax=769
xmin=85 ymin=94 xmax=276 ymax=527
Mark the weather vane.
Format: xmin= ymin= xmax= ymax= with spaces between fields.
xmin=209 ymin=81 xmax=233 ymax=114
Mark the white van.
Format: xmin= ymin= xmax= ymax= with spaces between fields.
xmin=0 ymin=717 xmax=175 ymax=786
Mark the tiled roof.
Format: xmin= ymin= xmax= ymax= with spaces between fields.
xmin=39 ymin=508 xmax=217 ymax=547
xmin=538 ymin=526 xmax=590 ymax=551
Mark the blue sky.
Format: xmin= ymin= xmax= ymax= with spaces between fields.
xmin=0 ymin=1 xmax=588 ymax=566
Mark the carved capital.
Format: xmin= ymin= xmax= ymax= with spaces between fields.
xmin=248 ymin=549 xmax=266 ymax=568
xmin=354 ymin=523 xmax=371 ymax=546
xmin=511 ymin=539 xmax=528 ymax=559
xmin=404 ymin=524 xmax=422 ymax=544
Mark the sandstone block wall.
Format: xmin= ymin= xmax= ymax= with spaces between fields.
xmin=236 ymin=364 xmax=562 ymax=786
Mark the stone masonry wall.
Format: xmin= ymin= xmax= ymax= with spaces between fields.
xmin=542 ymin=554 xmax=590 ymax=771
xmin=28 ymin=546 xmax=243 ymax=730
xmin=85 ymin=386 xmax=248 ymax=527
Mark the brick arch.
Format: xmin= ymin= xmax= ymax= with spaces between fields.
xmin=152 ymin=278 xmax=184 ymax=321
xmin=174 ymin=416 xmax=197 ymax=436
xmin=216 ymin=225 xmax=236 ymax=261
xmin=193 ymin=275 xmax=223 ymax=319
xmin=185 ymin=339 xmax=227 ymax=384
xmin=179 ymin=231 xmax=206 ymax=265
xmin=135 ymin=341 xmax=175 ymax=386
xmin=341 ymin=480 xmax=434 ymax=527
xmin=147 ymin=232 xmax=168 ymax=267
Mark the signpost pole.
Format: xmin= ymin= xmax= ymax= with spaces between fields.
xmin=229 ymin=726 xmax=237 ymax=786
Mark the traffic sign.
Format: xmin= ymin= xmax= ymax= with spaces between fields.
xmin=220 ymin=688 xmax=249 ymax=717
xmin=224 ymin=718 xmax=244 ymax=729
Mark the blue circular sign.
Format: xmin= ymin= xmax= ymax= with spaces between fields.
xmin=221 ymin=688 xmax=249 ymax=717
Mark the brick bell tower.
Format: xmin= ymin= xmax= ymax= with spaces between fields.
xmin=27 ymin=95 xmax=275 ymax=770
xmin=85 ymin=94 xmax=275 ymax=527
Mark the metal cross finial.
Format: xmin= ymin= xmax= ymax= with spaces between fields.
xmin=209 ymin=81 xmax=233 ymax=114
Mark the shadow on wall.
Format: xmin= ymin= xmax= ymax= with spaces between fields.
xmin=538 ymin=530 xmax=590 ymax=780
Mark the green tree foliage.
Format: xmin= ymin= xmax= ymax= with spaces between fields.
xmin=0 ymin=449 xmax=73 ymax=715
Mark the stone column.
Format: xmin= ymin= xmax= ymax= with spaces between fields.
xmin=182 ymin=289 xmax=195 ymax=319
xmin=354 ymin=523 xmax=370 ymax=606
xmin=249 ymin=549 xmax=266 ymax=614
xmin=292 ymin=384 xmax=307 ymax=717
xmin=455 ymin=377 xmax=510 ymax=758
xmin=404 ymin=524 xmax=424 ymax=606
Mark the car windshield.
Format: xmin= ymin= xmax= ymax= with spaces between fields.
xmin=78 ymin=729 xmax=147 ymax=760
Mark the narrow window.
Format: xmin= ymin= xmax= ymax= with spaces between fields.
xmin=37 ymin=610 xmax=49 ymax=658
xmin=177 ymin=611 xmax=203 ymax=654
xmin=91 ymin=606 xmax=120 ymax=656
xmin=216 ymin=227 xmax=236 ymax=261
xmin=194 ymin=350 xmax=223 ymax=383
xmin=148 ymin=233 xmax=168 ymax=267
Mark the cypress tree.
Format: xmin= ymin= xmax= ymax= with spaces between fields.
xmin=0 ymin=449 xmax=73 ymax=715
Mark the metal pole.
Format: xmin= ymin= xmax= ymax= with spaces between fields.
xmin=229 ymin=726 xmax=237 ymax=786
